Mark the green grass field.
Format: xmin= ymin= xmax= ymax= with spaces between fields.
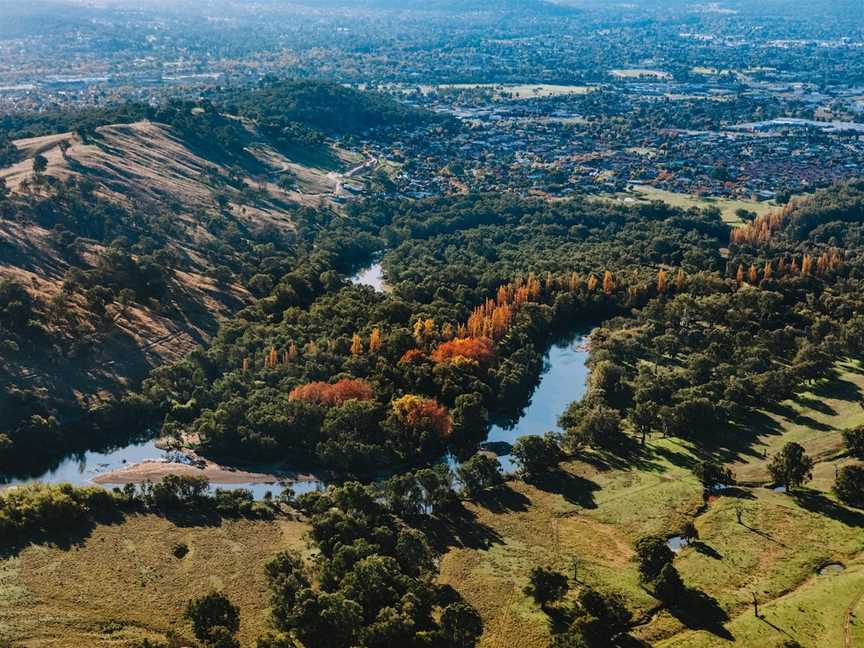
xmin=440 ymin=361 xmax=864 ymax=648
xmin=625 ymin=186 xmax=779 ymax=226
xmin=3 ymin=362 xmax=862 ymax=647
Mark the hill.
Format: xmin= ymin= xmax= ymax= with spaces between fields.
xmin=0 ymin=81 xmax=442 ymax=472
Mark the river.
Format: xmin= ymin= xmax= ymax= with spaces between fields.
xmin=483 ymin=331 xmax=590 ymax=472
xmin=2 ymin=268 xmax=591 ymax=496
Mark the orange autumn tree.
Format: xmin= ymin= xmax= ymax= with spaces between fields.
xmin=389 ymin=395 xmax=452 ymax=439
xmin=289 ymin=379 xmax=374 ymax=406
xmin=431 ymin=336 xmax=495 ymax=364
xmin=369 ymin=328 xmax=382 ymax=353
xmin=602 ymin=270 xmax=615 ymax=295
xmin=351 ymin=333 xmax=364 ymax=356
xmin=657 ymin=269 xmax=668 ymax=293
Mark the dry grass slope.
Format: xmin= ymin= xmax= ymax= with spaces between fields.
xmin=0 ymin=514 xmax=309 ymax=647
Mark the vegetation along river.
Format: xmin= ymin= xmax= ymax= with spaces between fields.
xmin=2 ymin=262 xmax=590 ymax=497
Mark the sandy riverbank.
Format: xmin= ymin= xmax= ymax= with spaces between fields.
xmin=91 ymin=457 xmax=317 ymax=486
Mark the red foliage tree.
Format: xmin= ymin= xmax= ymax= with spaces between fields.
xmin=289 ymin=378 xmax=374 ymax=406
xmin=431 ymin=337 xmax=495 ymax=364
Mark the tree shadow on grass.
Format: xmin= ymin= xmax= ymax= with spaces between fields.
xmin=791 ymin=394 xmax=837 ymax=416
xmin=793 ymin=489 xmax=864 ymax=528
xmin=410 ymin=503 xmax=504 ymax=552
xmin=581 ymin=438 xmax=667 ymax=474
xmin=666 ymin=588 xmax=733 ymax=641
xmin=529 ymin=468 xmax=600 ymax=509
xmin=766 ymin=403 xmax=833 ymax=432
xmin=691 ymin=541 xmax=723 ymax=560
xmin=473 ymin=484 xmax=531 ymax=514
xmin=157 ymin=507 xmax=223 ymax=529
xmin=810 ymin=373 xmax=863 ymax=402
xmin=0 ymin=508 xmax=127 ymax=559
xmin=740 ymin=521 xmax=788 ymax=548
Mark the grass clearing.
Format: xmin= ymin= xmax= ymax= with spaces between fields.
xmin=439 ymin=439 xmax=704 ymax=648
xmin=625 ymin=186 xmax=779 ymax=225
xmin=0 ymin=514 xmax=309 ymax=647
xmin=732 ymin=361 xmax=864 ymax=485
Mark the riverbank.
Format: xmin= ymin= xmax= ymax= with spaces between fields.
xmin=91 ymin=456 xmax=289 ymax=486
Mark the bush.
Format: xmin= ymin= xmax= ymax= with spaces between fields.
xmin=634 ymin=535 xmax=673 ymax=582
xmin=183 ymin=592 xmax=240 ymax=644
xmin=844 ymin=427 xmax=864 ymax=459
xmin=523 ymin=566 xmax=568 ymax=610
xmin=457 ymin=453 xmax=503 ymax=497
xmin=834 ymin=465 xmax=864 ymax=508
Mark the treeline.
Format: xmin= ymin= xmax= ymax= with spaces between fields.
xmin=0 ymin=475 xmax=277 ymax=545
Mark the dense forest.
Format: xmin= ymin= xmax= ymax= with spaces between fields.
xmin=132 ymin=180 xmax=864 ymax=489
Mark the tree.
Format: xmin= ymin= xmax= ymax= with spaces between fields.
xmin=450 ymin=392 xmax=489 ymax=446
xmin=653 ymin=563 xmax=685 ymax=604
xmin=570 ymin=587 xmax=633 ymax=647
xmin=634 ymin=535 xmax=673 ymax=582
xmin=768 ymin=442 xmax=813 ymax=492
xmin=523 ymin=566 xmax=568 ymax=610
xmin=183 ymin=592 xmax=240 ymax=645
xmin=32 ymin=154 xmax=48 ymax=176
xmin=248 ymin=273 xmax=274 ymax=297
xmin=843 ymin=427 xmax=864 ymax=459
xmin=561 ymin=405 xmax=622 ymax=451
xmin=511 ymin=433 xmax=562 ymax=478
xmin=693 ymin=460 xmax=735 ymax=493
xmin=265 ymin=551 xmax=310 ymax=628
xmin=290 ymin=589 xmax=363 ymax=648
xmin=834 ymin=465 xmax=864 ymax=508
xmin=629 ymin=400 xmax=658 ymax=445
xmin=440 ymin=602 xmax=483 ymax=648
xmin=457 ymin=453 xmax=503 ymax=497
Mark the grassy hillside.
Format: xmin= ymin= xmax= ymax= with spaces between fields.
xmin=435 ymin=362 xmax=864 ymax=648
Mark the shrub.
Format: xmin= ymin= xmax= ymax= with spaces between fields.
xmin=183 ymin=592 xmax=240 ymax=644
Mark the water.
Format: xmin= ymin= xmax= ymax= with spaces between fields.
xmin=350 ymin=262 xmax=386 ymax=291
xmin=485 ymin=332 xmax=590 ymax=472
xmin=818 ymin=563 xmax=845 ymax=576
xmin=0 ymin=439 xmax=325 ymax=499
xmin=666 ymin=536 xmax=690 ymax=553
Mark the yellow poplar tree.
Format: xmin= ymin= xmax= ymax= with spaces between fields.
xmin=369 ymin=328 xmax=382 ymax=353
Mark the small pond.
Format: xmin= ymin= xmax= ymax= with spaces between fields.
xmin=818 ymin=563 xmax=845 ymax=576
xmin=666 ymin=536 xmax=690 ymax=553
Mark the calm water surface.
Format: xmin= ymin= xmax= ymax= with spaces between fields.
xmin=350 ymin=261 xmax=386 ymax=291
xmin=486 ymin=331 xmax=590 ymax=472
